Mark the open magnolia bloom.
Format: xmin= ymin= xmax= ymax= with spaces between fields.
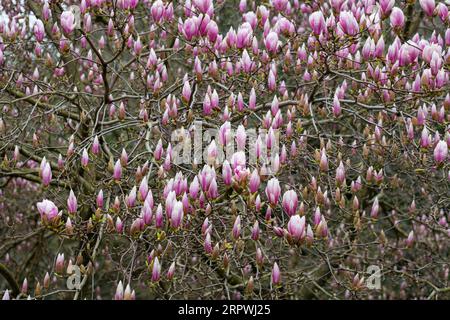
xmin=0 ymin=0 xmax=449 ymax=301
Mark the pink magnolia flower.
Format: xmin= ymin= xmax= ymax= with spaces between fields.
xmin=282 ymin=190 xmax=298 ymax=216
xmin=339 ymin=11 xmax=359 ymax=36
xmin=287 ymin=215 xmax=306 ymax=240
xmin=434 ymin=140 xmax=448 ymax=164
xmin=81 ymin=148 xmax=89 ymax=167
xmin=60 ymin=11 xmax=76 ymax=35
xmin=152 ymin=257 xmax=161 ymax=282
xmin=34 ymin=20 xmax=45 ymax=42
xmin=170 ymin=201 xmax=184 ymax=229
xmin=232 ymin=215 xmax=241 ymax=240
xmin=41 ymin=162 xmax=52 ymax=187
xmin=113 ymin=159 xmax=122 ymax=181
xmin=264 ymin=31 xmax=279 ymax=53
xmin=265 ymin=177 xmax=281 ymax=206
xmin=419 ymin=0 xmax=436 ymax=16
xmin=390 ymin=7 xmax=405 ymax=29
xmin=96 ymin=189 xmax=104 ymax=209
xmin=37 ymin=199 xmax=59 ymax=221
xmin=67 ymin=190 xmax=77 ymax=214
xmin=271 ymin=262 xmax=281 ymax=285
xmin=309 ymin=11 xmax=326 ymax=35
xmin=249 ymin=169 xmax=261 ymax=193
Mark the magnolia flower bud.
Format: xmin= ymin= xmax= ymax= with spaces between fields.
xmin=67 ymin=190 xmax=77 ymax=214
xmin=167 ymin=262 xmax=176 ymax=280
xmin=2 ymin=290 xmax=10 ymax=300
xmin=96 ymin=189 xmax=104 ymax=209
xmin=419 ymin=0 xmax=436 ymax=16
xmin=170 ymin=201 xmax=184 ymax=229
xmin=91 ymin=135 xmax=100 ymax=155
xmin=251 ymin=221 xmax=260 ymax=241
xmin=434 ymin=140 xmax=448 ymax=164
xmin=115 ymin=217 xmax=123 ymax=233
xmin=151 ymin=257 xmax=161 ymax=282
xmin=287 ymin=215 xmax=306 ymax=241
xmin=232 ymin=216 xmax=241 ymax=240
xmin=265 ymin=178 xmax=281 ymax=206
xmin=204 ymin=232 xmax=213 ymax=254
xmin=371 ymin=196 xmax=380 ymax=219
xmin=406 ymin=230 xmax=415 ymax=247
xmin=390 ymin=7 xmax=405 ymax=29
xmin=115 ymin=281 xmax=124 ymax=300
xmin=309 ymin=11 xmax=326 ymax=35
xmin=37 ymin=199 xmax=59 ymax=222
xmin=55 ymin=253 xmax=65 ymax=273
xmin=60 ymin=11 xmax=76 ymax=35
xmin=113 ymin=159 xmax=122 ymax=181
xmin=282 ymin=190 xmax=298 ymax=216
xmin=271 ymin=262 xmax=281 ymax=286
xmin=41 ymin=162 xmax=52 ymax=187
xmin=249 ymin=169 xmax=261 ymax=193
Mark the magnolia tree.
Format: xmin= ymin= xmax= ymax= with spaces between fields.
xmin=0 ymin=0 xmax=449 ymax=301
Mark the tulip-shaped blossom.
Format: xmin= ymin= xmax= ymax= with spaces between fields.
xmin=167 ymin=262 xmax=176 ymax=280
xmin=251 ymin=221 xmax=260 ymax=240
xmin=126 ymin=186 xmax=137 ymax=208
xmin=142 ymin=200 xmax=153 ymax=225
xmin=434 ymin=140 xmax=448 ymax=164
xmin=379 ymin=0 xmax=395 ymax=16
xmin=170 ymin=201 xmax=184 ymax=229
xmin=406 ymin=230 xmax=415 ymax=247
xmin=371 ymin=196 xmax=380 ymax=218
xmin=287 ymin=215 xmax=306 ymax=241
xmin=419 ymin=0 xmax=435 ymax=16
xmin=265 ymin=178 xmax=281 ymax=206
xmin=264 ymin=31 xmax=279 ymax=53
xmin=152 ymin=257 xmax=161 ymax=282
xmin=333 ymin=95 xmax=341 ymax=116
xmin=41 ymin=162 xmax=52 ymax=187
xmin=309 ymin=11 xmax=326 ymax=35
xmin=271 ymin=262 xmax=281 ymax=286
xmin=60 ymin=11 xmax=76 ymax=35
xmin=335 ymin=161 xmax=346 ymax=185
xmin=222 ymin=160 xmax=232 ymax=185
xmin=230 ymin=151 xmax=249 ymax=182
xmin=116 ymin=217 xmax=124 ymax=233
xmin=34 ymin=20 xmax=45 ymax=42
xmin=249 ymin=169 xmax=260 ymax=193
xmin=81 ymin=148 xmax=89 ymax=167
xmin=219 ymin=121 xmax=231 ymax=146
xmin=204 ymin=232 xmax=213 ymax=254
xmin=235 ymin=125 xmax=247 ymax=151
xmin=339 ymin=11 xmax=359 ymax=36
xmin=390 ymin=7 xmax=405 ymax=29
xmin=282 ymin=190 xmax=298 ymax=216
xmin=232 ymin=215 xmax=241 ymax=240
xmin=37 ymin=199 xmax=59 ymax=222
xmin=319 ymin=148 xmax=329 ymax=171
xmin=67 ymin=190 xmax=77 ymax=214
xmin=207 ymin=20 xmax=218 ymax=42
xmin=139 ymin=177 xmax=149 ymax=201
xmin=114 ymin=281 xmax=124 ymax=300
xmin=91 ymin=135 xmax=100 ymax=155
xmin=55 ymin=253 xmax=65 ymax=273
xmin=189 ymin=176 xmax=200 ymax=199
xmin=113 ymin=159 xmax=122 ymax=181
xmin=96 ymin=189 xmax=104 ymax=209
xmin=272 ymin=0 xmax=288 ymax=11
